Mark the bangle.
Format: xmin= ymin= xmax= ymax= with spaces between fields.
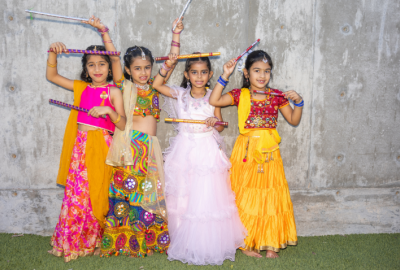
xmin=111 ymin=113 xmax=121 ymax=124
xmin=217 ymin=78 xmax=227 ymax=87
xmin=220 ymin=75 xmax=229 ymax=82
xmin=171 ymin=42 xmax=180 ymax=48
xmin=47 ymin=61 xmax=57 ymax=68
xmin=294 ymin=100 xmax=304 ymax=107
xmin=158 ymin=69 xmax=167 ymax=78
xmin=162 ymin=62 xmax=172 ymax=72
xmin=171 ymin=29 xmax=181 ymax=34
xmin=98 ymin=26 xmax=109 ymax=33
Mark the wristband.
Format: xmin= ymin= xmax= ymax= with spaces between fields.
xmin=98 ymin=27 xmax=109 ymax=33
xmin=293 ymin=100 xmax=304 ymax=107
xmin=111 ymin=113 xmax=121 ymax=124
xmin=158 ymin=69 xmax=167 ymax=78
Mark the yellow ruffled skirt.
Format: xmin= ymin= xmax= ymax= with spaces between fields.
xmin=230 ymin=130 xmax=297 ymax=252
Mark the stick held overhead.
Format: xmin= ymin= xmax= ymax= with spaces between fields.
xmin=173 ymin=0 xmax=193 ymax=31
xmin=25 ymin=10 xmax=88 ymax=21
xmin=155 ymin=52 xmax=220 ymax=61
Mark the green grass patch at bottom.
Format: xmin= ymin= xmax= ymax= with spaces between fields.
xmin=0 ymin=233 xmax=399 ymax=270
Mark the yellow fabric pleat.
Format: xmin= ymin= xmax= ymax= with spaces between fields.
xmin=237 ymin=88 xmax=281 ymax=163
xmin=56 ymin=80 xmax=112 ymax=228
xmin=56 ymin=80 xmax=90 ymax=187
xmin=86 ymin=130 xmax=113 ymax=228
xmin=230 ymin=130 xmax=298 ymax=252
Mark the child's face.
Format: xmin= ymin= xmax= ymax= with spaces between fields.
xmin=125 ymin=57 xmax=152 ymax=85
xmin=184 ymin=61 xmax=213 ymax=88
xmin=245 ymin=60 xmax=271 ymax=89
xmin=86 ymin=55 xmax=110 ymax=84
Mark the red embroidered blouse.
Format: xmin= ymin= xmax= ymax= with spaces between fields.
xmin=228 ymin=88 xmax=289 ymax=129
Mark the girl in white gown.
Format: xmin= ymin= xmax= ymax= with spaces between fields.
xmin=152 ymin=53 xmax=246 ymax=265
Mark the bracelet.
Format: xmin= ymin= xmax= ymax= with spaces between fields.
xmin=171 ymin=29 xmax=181 ymax=34
xmin=98 ymin=26 xmax=109 ymax=33
xmin=103 ymin=40 xmax=113 ymax=43
xmin=47 ymin=61 xmax=57 ymax=68
xmin=158 ymin=69 xmax=167 ymax=78
xmin=111 ymin=113 xmax=121 ymax=124
xmin=220 ymin=75 xmax=229 ymax=82
xmin=293 ymin=100 xmax=304 ymax=107
xmin=162 ymin=62 xmax=172 ymax=72
xmin=171 ymin=42 xmax=180 ymax=48
xmin=217 ymin=78 xmax=227 ymax=87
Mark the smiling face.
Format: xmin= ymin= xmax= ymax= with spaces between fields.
xmin=184 ymin=61 xmax=213 ymax=89
xmin=244 ymin=60 xmax=271 ymax=90
xmin=86 ymin=55 xmax=110 ymax=85
xmin=125 ymin=57 xmax=152 ymax=85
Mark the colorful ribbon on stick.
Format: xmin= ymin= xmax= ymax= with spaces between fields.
xmin=155 ymin=52 xmax=220 ymax=61
xmin=25 ymin=10 xmax=88 ymax=21
xmin=49 ymin=99 xmax=107 ymax=118
xmin=235 ymin=39 xmax=260 ymax=62
xmin=252 ymin=90 xmax=285 ymax=97
xmin=48 ymin=48 xmax=121 ymax=55
xmin=165 ymin=118 xmax=228 ymax=127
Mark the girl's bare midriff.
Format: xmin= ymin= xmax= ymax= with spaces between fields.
xmin=131 ymin=115 xmax=157 ymax=136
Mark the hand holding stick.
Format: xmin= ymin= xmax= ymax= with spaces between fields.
xmin=155 ymin=52 xmax=220 ymax=61
xmin=49 ymin=99 xmax=106 ymax=118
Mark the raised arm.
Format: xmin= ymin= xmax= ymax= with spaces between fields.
xmin=153 ymin=54 xmax=178 ymax=98
xmin=83 ymin=16 xmax=123 ymax=82
xmin=279 ymin=91 xmax=303 ymax=126
xmin=164 ymin=17 xmax=184 ymax=82
xmin=46 ymin=42 xmax=74 ymax=91
xmin=209 ymin=58 xmax=237 ymax=107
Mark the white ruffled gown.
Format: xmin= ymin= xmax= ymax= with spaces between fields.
xmin=163 ymin=86 xmax=246 ymax=265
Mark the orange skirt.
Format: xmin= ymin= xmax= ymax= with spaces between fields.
xmin=230 ymin=130 xmax=297 ymax=252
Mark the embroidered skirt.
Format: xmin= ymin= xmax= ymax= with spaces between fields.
xmin=230 ymin=130 xmax=298 ymax=253
xmin=101 ymin=130 xmax=170 ymax=258
xmin=50 ymin=129 xmax=112 ymax=262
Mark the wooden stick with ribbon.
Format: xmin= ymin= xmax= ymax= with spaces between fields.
xmin=155 ymin=52 xmax=220 ymax=61
xmin=49 ymin=99 xmax=106 ymax=118
xmin=165 ymin=118 xmax=228 ymax=126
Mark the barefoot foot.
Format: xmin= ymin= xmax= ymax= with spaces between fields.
xmin=147 ymin=250 xmax=154 ymax=257
xmin=47 ymin=250 xmax=54 ymax=255
xmin=266 ymin=250 xmax=279 ymax=258
xmin=241 ymin=249 xmax=262 ymax=258
xmin=94 ymin=247 xmax=101 ymax=256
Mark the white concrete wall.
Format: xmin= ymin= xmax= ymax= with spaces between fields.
xmin=1 ymin=0 xmax=399 ymax=236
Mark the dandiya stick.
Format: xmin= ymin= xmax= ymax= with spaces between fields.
xmin=48 ymin=48 xmax=121 ymax=56
xmin=25 ymin=10 xmax=88 ymax=21
xmin=155 ymin=52 xmax=220 ymax=61
xmin=165 ymin=118 xmax=228 ymax=127
xmin=49 ymin=99 xmax=106 ymax=118
xmin=235 ymin=39 xmax=260 ymax=62
xmin=252 ymin=90 xmax=286 ymax=97
xmin=173 ymin=0 xmax=193 ymax=31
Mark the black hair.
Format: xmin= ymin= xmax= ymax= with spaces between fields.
xmin=80 ymin=45 xmax=113 ymax=83
xmin=180 ymin=52 xmax=212 ymax=88
xmin=241 ymin=50 xmax=273 ymax=88
xmin=123 ymin=46 xmax=154 ymax=80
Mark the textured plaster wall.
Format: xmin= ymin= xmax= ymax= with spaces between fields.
xmin=1 ymin=0 xmax=399 ymax=236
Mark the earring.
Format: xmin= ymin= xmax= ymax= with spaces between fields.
xmin=207 ymin=81 xmax=210 ymax=86
xmin=86 ymin=72 xmax=89 ymax=78
xmin=187 ymin=81 xmax=191 ymax=87
xmin=109 ymin=69 xmax=112 ymax=76
xmin=246 ymin=77 xmax=249 ymax=83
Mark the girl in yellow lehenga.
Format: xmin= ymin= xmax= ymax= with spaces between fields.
xmin=209 ymin=50 xmax=303 ymax=258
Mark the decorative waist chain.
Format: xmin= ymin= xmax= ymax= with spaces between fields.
xmin=242 ymin=136 xmax=275 ymax=173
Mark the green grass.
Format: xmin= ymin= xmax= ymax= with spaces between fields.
xmin=0 ymin=233 xmax=399 ymax=270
